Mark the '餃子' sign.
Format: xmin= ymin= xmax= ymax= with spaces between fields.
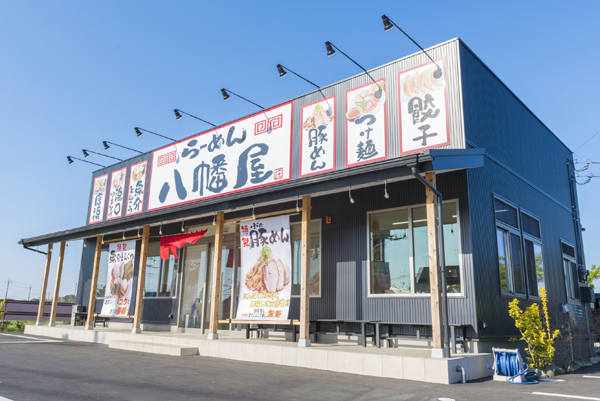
xmin=236 ymin=215 xmax=292 ymax=321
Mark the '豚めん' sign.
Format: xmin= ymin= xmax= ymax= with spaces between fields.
xmin=106 ymin=168 xmax=127 ymax=220
xmin=100 ymin=240 xmax=136 ymax=317
xmin=236 ymin=215 xmax=292 ymax=321
xmin=89 ymin=174 xmax=108 ymax=224
xmin=345 ymin=79 xmax=387 ymax=167
xmin=148 ymin=102 xmax=293 ymax=211
xmin=300 ymin=96 xmax=336 ymax=177
xmin=399 ymin=59 xmax=449 ymax=155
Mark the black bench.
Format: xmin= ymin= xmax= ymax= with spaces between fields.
xmin=313 ymin=319 xmax=379 ymax=347
xmin=374 ymin=322 xmax=469 ymax=352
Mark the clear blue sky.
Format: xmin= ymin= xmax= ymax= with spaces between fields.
xmin=1 ymin=1 xmax=599 ymax=300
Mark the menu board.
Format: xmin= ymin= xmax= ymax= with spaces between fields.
xmin=100 ymin=240 xmax=135 ymax=317
xmin=126 ymin=161 xmax=147 ymax=216
xmin=300 ymin=96 xmax=336 ymax=177
xmin=345 ymin=79 xmax=387 ymax=167
xmin=89 ymin=174 xmax=108 ymax=224
xmin=398 ymin=59 xmax=450 ymax=155
xmin=236 ymin=216 xmax=292 ymax=321
xmin=106 ymin=168 xmax=127 ymax=220
xmin=148 ymin=102 xmax=293 ymax=211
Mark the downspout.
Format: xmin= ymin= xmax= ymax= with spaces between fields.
xmin=22 ymin=244 xmax=48 ymax=255
xmin=412 ymin=166 xmax=451 ymax=358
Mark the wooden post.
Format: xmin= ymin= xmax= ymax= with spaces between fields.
xmin=35 ymin=243 xmax=53 ymax=326
xmin=85 ymin=236 xmax=103 ymax=330
xmin=49 ymin=241 xmax=66 ymax=326
xmin=208 ymin=211 xmax=225 ymax=340
xmin=132 ymin=225 xmax=150 ymax=333
xmin=426 ymin=172 xmax=443 ymax=351
xmin=299 ymin=195 xmax=311 ymax=347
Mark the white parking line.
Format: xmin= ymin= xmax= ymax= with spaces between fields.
xmin=0 ymin=396 xmax=14 ymax=401
xmin=583 ymin=376 xmax=600 ymax=379
xmin=0 ymin=333 xmax=61 ymax=343
xmin=531 ymin=392 xmax=600 ymax=400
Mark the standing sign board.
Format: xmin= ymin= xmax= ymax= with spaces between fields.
xmin=398 ymin=59 xmax=450 ymax=155
xmin=89 ymin=174 xmax=108 ymax=224
xmin=345 ymin=79 xmax=387 ymax=167
xmin=236 ymin=216 xmax=292 ymax=321
xmin=300 ymin=97 xmax=336 ymax=177
xmin=148 ymin=102 xmax=293 ymax=211
xmin=100 ymin=240 xmax=136 ymax=317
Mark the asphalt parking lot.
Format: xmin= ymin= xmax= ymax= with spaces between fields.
xmin=0 ymin=333 xmax=599 ymax=401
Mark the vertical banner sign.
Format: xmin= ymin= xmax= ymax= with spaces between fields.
xmin=236 ymin=216 xmax=292 ymax=321
xmin=148 ymin=102 xmax=293 ymax=211
xmin=345 ymin=79 xmax=387 ymax=167
xmin=398 ymin=59 xmax=450 ymax=155
xmin=106 ymin=168 xmax=127 ymax=220
xmin=89 ymin=174 xmax=108 ymax=224
xmin=300 ymin=97 xmax=336 ymax=177
xmin=100 ymin=240 xmax=136 ymax=317
xmin=126 ymin=161 xmax=147 ymax=216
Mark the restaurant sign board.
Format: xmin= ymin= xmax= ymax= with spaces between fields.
xmin=100 ymin=240 xmax=136 ymax=317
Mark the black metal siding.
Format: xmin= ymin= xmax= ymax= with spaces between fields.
xmin=460 ymin=42 xmax=578 ymax=338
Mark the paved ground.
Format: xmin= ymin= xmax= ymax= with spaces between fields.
xmin=0 ymin=333 xmax=599 ymax=401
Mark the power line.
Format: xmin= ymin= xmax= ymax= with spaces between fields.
xmin=574 ymin=130 xmax=600 ymax=153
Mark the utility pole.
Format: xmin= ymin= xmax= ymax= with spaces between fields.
xmin=28 ymin=286 xmax=32 ymax=301
xmin=4 ymin=277 xmax=10 ymax=300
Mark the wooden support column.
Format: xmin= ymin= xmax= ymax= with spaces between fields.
xmin=49 ymin=241 xmax=66 ymax=327
xmin=85 ymin=236 xmax=103 ymax=330
xmin=35 ymin=243 xmax=53 ymax=326
xmin=425 ymin=172 xmax=443 ymax=351
xmin=298 ymin=195 xmax=311 ymax=347
xmin=132 ymin=225 xmax=150 ymax=333
xmin=208 ymin=211 xmax=225 ymax=340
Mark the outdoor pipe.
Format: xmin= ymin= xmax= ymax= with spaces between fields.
xmin=456 ymin=365 xmax=466 ymax=384
xmin=412 ymin=166 xmax=451 ymax=358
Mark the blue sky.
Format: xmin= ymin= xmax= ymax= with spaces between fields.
xmin=1 ymin=1 xmax=599 ymax=300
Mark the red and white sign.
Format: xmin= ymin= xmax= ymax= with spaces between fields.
xmin=345 ymin=79 xmax=387 ymax=167
xmin=398 ymin=59 xmax=450 ymax=155
xmin=125 ymin=161 xmax=147 ymax=216
xmin=148 ymin=102 xmax=293 ymax=211
xmin=106 ymin=168 xmax=127 ymax=220
xmin=89 ymin=174 xmax=108 ymax=224
xmin=100 ymin=240 xmax=135 ymax=317
xmin=300 ymin=97 xmax=336 ymax=177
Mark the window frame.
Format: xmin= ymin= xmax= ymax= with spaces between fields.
xmin=494 ymin=195 xmax=526 ymax=298
xmin=520 ymin=208 xmax=544 ymax=300
xmin=290 ymin=218 xmax=322 ymax=298
xmin=143 ymin=240 xmax=179 ymax=299
xmin=366 ymin=199 xmax=463 ymax=298
xmin=560 ymin=239 xmax=578 ymax=301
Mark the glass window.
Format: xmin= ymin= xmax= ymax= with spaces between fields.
xmin=145 ymin=242 xmax=178 ymax=297
xmin=494 ymin=199 xmax=518 ymax=228
xmin=522 ymin=214 xmax=541 ymax=238
xmin=412 ymin=207 xmax=429 ymax=294
xmin=370 ymin=209 xmax=411 ymax=295
xmin=95 ymin=247 xmax=110 ymax=298
xmin=496 ymin=228 xmax=525 ymax=294
xmin=497 ymin=229 xmax=508 ymax=291
xmin=524 ymin=240 xmax=544 ymax=297
xmin=564 ymin=259 xmax=574 ymax=299
xmin=179 ymin=244 xmax=207 ymax=328
xmin=443 ymin=203 xmax=461 ymax=294
xmin=290 ymin=221 xmax=321 ymax=296
xmin=510 ymin=233 xmax=525 ymax=294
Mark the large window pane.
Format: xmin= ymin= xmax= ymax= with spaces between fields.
xmin=564 ymin=259 xmax=573 ymax=299
xmin=497 ymin=229 xmax=508 ymax=291
xmin=443 ymin=203 xmax=461 ymax=293
xmin=510 ymin=233 xmax=525 ymax=294
xmin=495 ymin=199 xmax=518 ymax=228
xmin=179 ymin=244 xmax=207 ymax=328
xmin=95 ymin=248 xmax=109 ymax=298
xmin=145 ymin=242 xmax=177 ymax=297
xmin=524 ymin=240 xmax=544 ymax=297
xmin=291 ymin=221 xmax=321 ymax=296
xmin=412 ymin=207 xmax=429 ymax=294
xmin=370 ymin=209 xmax=411 ymax=294
xmin=534 ymin=244 xmax=544 ymax=294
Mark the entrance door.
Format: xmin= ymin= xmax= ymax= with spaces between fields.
xmin=208 ymin=240 xmax=236 ymax=330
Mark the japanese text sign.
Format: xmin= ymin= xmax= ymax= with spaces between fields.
xmin=300 ymin=97 xmax=336 ymax=177
xmin=107 ymin=168 xmax=127 ymax=220
xmin=399 ymin=59 xmax=450 ymax=155
xmin=148 ymin=102 xmax=293 ymax=211
xmin=236 ymin=215 xmax=292 ymax=321
xmin=126 ymin=161 xmax=147 ymax=216
xmin=89 ymin=174 xmax=108 ymax=224
xmin=345 ymin=79 xmax=387 ymax=167
xmin=100 ymin=240 xmax=136 ymax=317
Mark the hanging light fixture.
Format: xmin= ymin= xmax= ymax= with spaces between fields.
xmin=122 ymin=231 xmax=126 ymax=240
xmin=212 ymin=212 xmax=216 ymax=226
xmin=324 ymin=41 xmax=382 ymax=91
xmin=296 ymin=196 xmax=299 ymax=212
xmin=173 ymin=109 xmax=216 ymax=126
xmin=83 ymin=238 xmax=87 ymax=248
xmin=101 ymin=235 xmax=104 ymax=244
xmin=220 ymin=88 xmax=264 ymax=110
xmin=276 ymin=64 xmax=287 ymax=78
xmin=137 ymin=228 xmax=141 ymax=238
xmin=159 ymin=223 xmax=163 ymax=236
xmin=135 ymin=127 xmax=176 ymax=142
xmin=82 ymin=149 xmax=123 ymax=161
xmin=349 ymin=188 xmax=355 ymax=204
xmin=252 ymin=205 xmax=255 ymax=219
xmin=174 ymin=109 xmax=183 ymax=120
xmin=384 ymin=180 xmax=389 ymax=199
xmin=66 ymin=156 xmax=105 ymax=167
xmin=103 ymin=141 xmax=142 ymax=154
xmin=181 ymin=220 xmax=185 ymax=232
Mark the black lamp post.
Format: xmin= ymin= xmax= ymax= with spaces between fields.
xmin=67 ymin=156 xmax=105 ymax=167
xmin=324 ymin=41 xmax=382 ymax=91
xmin=135 ymin=127 xmax=176 ymax=142
xmin=221 ymin=88 xmax=263 ymax=110
xmin=381 ymin=14 xmax=442 ymax=79
xmin=82 ymin=149 xmax=123 ymax=161
xmin=173 ymin=109 xmax=216 ymax=127
xmin=277 ymin=63 xmax=332 ymax=113
xmin=103 ymin=141 xmax=142 ymax=154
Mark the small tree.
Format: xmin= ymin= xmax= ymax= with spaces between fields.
xmin=588 ymin=264 xmax=599 ymax=289
xmin=509 ymin=288 xmax=560 ymax=368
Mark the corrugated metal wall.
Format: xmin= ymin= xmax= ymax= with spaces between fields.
xmin=460 ymin=41 xmax=578 ymax=338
